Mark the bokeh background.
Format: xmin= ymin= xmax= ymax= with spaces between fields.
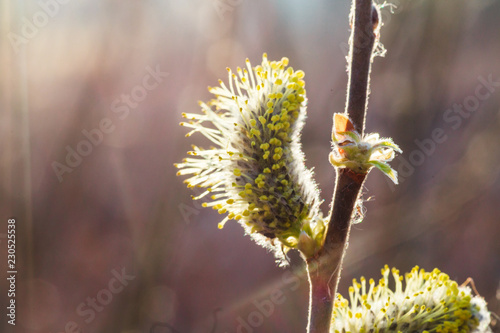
xmin=1 ymin=0 xmax=500 ymax=332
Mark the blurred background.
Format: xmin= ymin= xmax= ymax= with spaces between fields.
xmin=1 ymin=0 xmax=499 ymax=332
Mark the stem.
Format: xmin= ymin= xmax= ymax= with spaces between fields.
xmin=306 ymin=1 xmax=376 ymax=332
xmin=345 ymin=0 xmax=377 ymax=135
xmin=306 ymin=171 xmax=366 ymax=333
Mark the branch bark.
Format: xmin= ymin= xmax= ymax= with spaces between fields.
xmin=345 ymin=0 xmax=377 ymax=135
xmin=306 ymin=1 xmax=377 ymax=332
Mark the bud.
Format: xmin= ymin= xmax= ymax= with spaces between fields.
xmin=176 ymin=54 xmax=325 ymax=264
xmin=331 ymin=266 xmax=492 ymax=332
xmin=371 ymin=4 xmax=380 ymax=32
xmin=329 ymin=113 xmax=402 ymax=184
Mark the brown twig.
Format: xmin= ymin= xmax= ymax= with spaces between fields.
xmin=306 ymin=1 xmax=377 ymax=332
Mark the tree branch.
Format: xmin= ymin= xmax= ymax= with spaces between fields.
xmin=306 ymin=1 xmax=377 ymax=332
xmin=345 ymin=0 xmax=377 ymax=135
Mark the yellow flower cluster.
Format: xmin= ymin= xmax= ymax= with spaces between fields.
xmin=331 ymin=266 xmax=491 ymax=333
xmin=176 ymin=54 xmax=325 ymax=263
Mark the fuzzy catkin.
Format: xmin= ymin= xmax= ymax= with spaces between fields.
xmin=176 ymin=54 xmax=325 ymax=263
xmin=331 ymin=266 xmax=492 ymax=333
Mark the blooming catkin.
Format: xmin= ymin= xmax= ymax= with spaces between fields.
xmin=331 ymin=266 xmax=492 ymax=333
xmin=175 ymin=54 xmax=325 ymax=263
